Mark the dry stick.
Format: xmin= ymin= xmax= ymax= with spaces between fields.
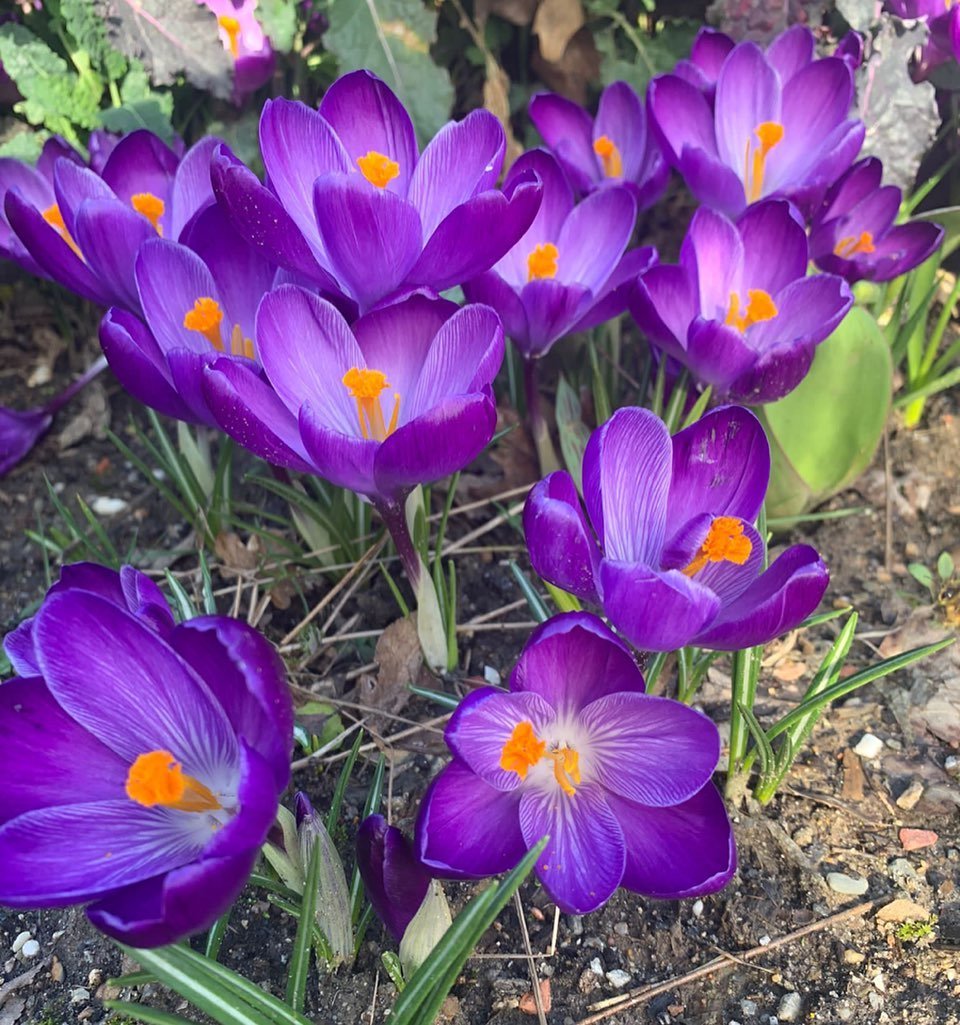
xmin=319 ymin=713 xmax=453 ymax=765
xmin=577 ymin=899 xmax=880 ymax=1025
xmin=289 ymin=719 xmax=366 ymax=772
xmin=513 ymin=892 xmax=548 ymax=1025
xmin=441 ymin=501 xmax=526 ymax=556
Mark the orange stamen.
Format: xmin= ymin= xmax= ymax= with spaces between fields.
xmin=833 ymin=231 xmax=876 ymax=258
xmin=41 ymin=202 xmax=82 ymax=259
xmin=342 ymin=366 xmax=401 ymax=441
xmin=724 ymin=288 xmax=778 ymax=333
xmin=499 ymin=721 xmax=546 ymax=779
xmin=549 ymin=746 xmax=581 ymax=797
xmin=228 ymin=322 xmax=255 ymax=359
xmin=593 ymin=135 xmax=623 ymax=178
xmin=125 ymin=749 xmax=222 ymax=812
xmin=183 ymin=296 xmax=225 ymax=351
xmin=217 ymin=14 xmax=241 ymax=59
xmin=742 ymin=121 xmax=784 ymax=203
xmin=527 ymin=242 xmax=559 ymax=281
xmin=357 ymin=150 xmax=400 ymax=189
xmin=683 ymin=516 xmax=753 ymax=577
xmin=131 ymin=192 xmax=165 ymax=234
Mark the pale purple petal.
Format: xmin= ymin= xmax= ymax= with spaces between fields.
xmin=555 ymin=185 xmax=636 ymax=292
xmin=168 ymin=135 xmax=221 ymax=239
xmin=765 ymin=25 xmax=815 ymax=83
xmin=714 ymin=43 xmax=781 ymax=174
xmin=683 ymin=206 xmax=743 ymax=320
xmin=528 ymin=92 xmax=597 ymax=193
xmin=461 ymin=271 xmax=528 ymax=343
xmin=737 ymin=199 xmax=808 ymax=297
xmin=630 ymin=263 xmax=698 ymax=353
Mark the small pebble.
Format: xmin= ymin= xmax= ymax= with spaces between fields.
xmin=758 ymin=934 xmax=771 ymax=946
xmin=50 ymin=956 xmax=64 ymax=982
xmin=11 ymin=931 xmax=30 ymax=954
xmin=588 ymin=957 xmax=604 ymax=975
xmin=613 ymin=922 xmax=629 ymax=936
xmin=70 ymin=987 xmax=91 ymax=1005
xmin=91 ymin=496 xmax=128 ymax=516
xmin=740 ymin=998 xmax=758 ymax=1016
xmin=777 ymin=992 xmax=802 ymax=1022
xmin=872 ymin=973 xmax=886 ymax=993
xmin=895 ymin=780 xmax=924 ymax=810
xmin=483 ymin=665 xmax=501 ymax=686
xmin=827 ymin=872 xmax=869 ymax=896
xmin=843 ymin=949 xmax=865 ymax=965
xmin=888 ymin=858 xmax=919 ymax=887
xmin=853 ymin=733 xmax=884 ymax=759
xmin=900 ymin=828 xmax=938 ymax=851
xmin=692 ymin=900 xmax=704 ymax=917
xmin=605 ymin=969 xmax=631 ymax=988
xmin=20 ymin=939 xmax=40 ymax=958
xmin=945 ymin=755 xmax=959 ymax=772
xmin=868 ymin=991 xmax=883 ymax=1011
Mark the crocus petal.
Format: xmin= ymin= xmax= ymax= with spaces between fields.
xmin=599 ymin=560 xmax=720 ymax=652
xmin=765 ymin=24 xmax=815 ymax=83
xmin=409 ymin=109 xmax=505 ymax=238
xmin=582 ymin=407 xmax=671 ymax=563
xmin=609 ymin=783 xmax=736 ymax=898
xmin=555 ymin=185 xmax=636 ymax=292
xmin=510 ymin=612 xmax=644 ymax=713
xmin=864 ymin=220 xmax=944 ymax=281
xmin=691 ymin=545 xmax=829 ymax=649
xmin=461 ymin=271 xmax=528 ymax=343
xmin=647 ymin=74 xmax=717 ymax=167
xmin=86 ymin=849 xmax=258 ymax=947
xmin=682 ymin=206 xmax=743 ymax=319
xmin=630 ymin=263 xmax=698 ymax=353
xmin=313 ymin=174 xmax=422 ymax=312
xmin=519 ymin=782 xmax=625 ymax=914
xmin=202 ymin=740 xmax=282 ymax=861
xmin=318 ymin=70 xmax=418 ymax=196
xmin=73 ymin=200 xmax=155 ymax=312
xmin=299 ymin=402 xmax=378 ymax=495
xmin=0 ymin=407 xmax=52 ymax=477
xmin=684 ymin=318 xmax=762 ymax=394
xmin=167 ymin=348 xmax=219 ymax=426
xmin=666 ymin=405 xmax=769 ymax=526
xmin=168 ymin=135 xmax=220 ymax=239
xmin=714 ymin=44 xmax=782 ymax=179
xmin=517 ymin=279 xmax=593 ymax=358
xmin=356 ymin=815 xmax=431 ymax=941
xmin=737 ymin=199 xmax=809 ymax=297
xmin=675 ymin=143 xmax=752 ymax=217
xmin=100 ymin=130 xmax=179 ymax=208
xmin=3 ymin=619 xmax=41 ymax=676
xmin=0 ymin=677 xmax=127 ymax=820
xmin=416 ymin=760 xmax=526 ymax=878
xmin=445 ymin=688 xmax=556 ymax=790
xmin=594 ymin=81 xmax=648 ymax=183
xmin=693 ymin=520 xmax=764 ymax=606
xmin=581 ymin=692 xmax=720 ymax=806
xmin=528 ymin=92 xmax=597 ymax=193
xmin=523 ymin=472 xmax=601 ymax=604
xmin=570 ymin=245 xmax=658 ymax=335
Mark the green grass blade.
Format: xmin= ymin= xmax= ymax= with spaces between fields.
xmin=104 ymin=1001 xmax=197 ymax=1025
xmin=509 ymin=563 xmax=549 ymax=623
xmin=286 ymin=838 xmax=321 ymax=1011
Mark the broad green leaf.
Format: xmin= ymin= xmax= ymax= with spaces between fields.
xmin=324 ymin=0 xmax=454 ymax=144
xmin=61 ymin=0 xmax=128 ymax=80
xmin=761 ymin=307 xmax=892 ymax=521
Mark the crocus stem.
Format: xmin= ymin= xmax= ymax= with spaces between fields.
xmin=523 ymin=358 xmax=559 ymax=476
xmin=725 ymin=644 xmax=762 ymax=797
xmin=376 ymin=497 xmax=449 ymax=671
xmin=44 ymin=354 xmax=108 ymax=417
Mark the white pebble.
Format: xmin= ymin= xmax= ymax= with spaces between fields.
xmin=483 ymin=665 xmax=501 ymax=686
xmin=11 ymin=931 xmax=30 ymax=953
xmin=853 ymin=733 xmax=884 ymax=759
xmin=20 ymin=939 xmax=40 ymax=958
xmin=827 ymin=872 xmax=869 ymax=896
xmin=945 ymin=755 xmax=958 ymax=771
xmin=91 ymin=496 xmax=128 ymax=516
xmin=758 ymin=934 xmax=772 ymax=946
xmin=605 ymin=969 xmax=632 ymax=988
xmin=70 ymin=987 xmax=90 ymax=1005
xmin=692 ymin=899 xmax=704 ymax=917
xmin=778 ymin=991 xmax=802 ymax=1022
xmin=588 ymin=957 xmax=604 ymax=975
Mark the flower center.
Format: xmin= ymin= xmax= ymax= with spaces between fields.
xmin=183 ymin=297 xmax=255 ymax=357
xmin=742 ymin=121 xmax=784 ymax=203
xmin=125 ymin=749 xmax=222 ymax=812
xmin=527 ymin=242 xmax=559 ymax=281
xmin=499 ymin=720 xmax=582 ymax=797
xmin=833 ymin=231 xmax=876 ymax=258
xmin=682 ymin=516 xmax=753 ymax=577
xmin=131 ymin=192 xmax=165 ymax=234
xmin=217 ymin=14 xmax=241 ymax=58
xmin=342 ymin=366 xmax=401 ymax=441
xmin=357 ymin=150 xmax=400 ymax=189
xmin=724 ymin=288 xmax=778 ymax=333
xmin=593 ymin=135 xmax=623 ymax=178
xmin=41 ymin=203 xmax=82 ymax=258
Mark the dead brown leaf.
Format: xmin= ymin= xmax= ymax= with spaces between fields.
xmin=354 ymin=615 xmax=425 ymax=719
xmin=531 ymin=24 xmax=600 ymax=105
xmin=27 ymin=326 xmax=67 ymax=388
xmin=475 ymin=0 xmax=539 ymax=27
xmin=57 ymin=378 xmax=110 ymax=450
xmin=483 ymin=60 xmax=523 ymax=169
xmin=519 ymin=978 xmax=552 ymax=1015
xmin=532 ymin=0 xmax=584 ymax=64
xmin=214 ymin=531 xmax=263 ymax=572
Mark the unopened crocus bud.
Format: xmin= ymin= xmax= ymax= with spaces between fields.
xmin=398 ymin=879 xmax=453 ymax=977
xmin=262 ymin=804 xmax=303 ymax=892
xmin=295 ymin=792 xmax=354 ymax=965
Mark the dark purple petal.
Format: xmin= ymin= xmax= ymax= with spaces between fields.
xmin=610 ymin=782 xmax=736 ymax=898
xmin=737 ymin=199 xmax=808 ymax=297
xmin=356 ymin=815 xmax=431 ymax=941
xmin=519 ymin=782 xmax=625 ymax=914
xmin=516 ymin=279 xmax=592 ymax=357
xmin=416 ymin=760 xmax=526 ymax=878
xmin=647 ymin=73 xmax=718 ymax=167
xmin=599 ymin=559 xmax=720 ymax=652
xmin=629 ymin=263 xmax=697 ymax=353
xmin=100 ymin=130 xmax=179 ymax=208
xmin=299 ymin=402 xmax=378 ymax=495
xmin=523 ymin=472 xmax=601 ymax=604
xmin=510 ymin=612 xmax=644 ymax=712
xmin=318 ymin=70 xmax=418 ymax=196
xmin=684 ymin=317 xmax=761 ymax=394
xmin=202 ymin=740 xmax=282 ymax=861
xmin=676 ymin=143 xmax=751 ymax=216
xmin=691 ymin=545 xmax=829 ymax=649
xmin=0 ymin=406 xmax=52 ymax=477
xmin=169 ymin=135 xmax=221 ymax=239
xmin=569 ymin=245 xmax=658 ymax=335
xmin=689 ymin=27 xmax=734 ymax=82
xmin=461 ymin=272 xmax=527 ymax=343
xmin=582 ymin=407 xmax=671 ymax=563
xmin=580 ymin=692 xmax=720 ymax=805
xmin=528 ymin=92 xmax=597 ymax=193
xmin=3 ymin=619 xmax=40 ymax=676
xmin=167 ymin=348 xmax=220 ymax=426
xmin=445 ymin=687 xmax=555 ymax=790
xmin=74 ymin=199 xmax=156 ymax=311
xmin=86 ymin=848 xmax=259 ymax=946
xmin=313 ymin=174 xmax=422 ymax=311
xmin=859 ymin=220 xmax=944 ymax=282
xmin=594 ymin=81 xmax=648 ymax=184
xmin=0 ymin=677 xmax=127 ymax=820
xmin=693 ymin=521 xmax=764 ymax=607
xmin=667 ymin=405 xmax=769 ymax=526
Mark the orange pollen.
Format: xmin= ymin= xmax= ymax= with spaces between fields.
xmin=593 ymin=135 xmax=623 ymax=178
xmin=217 ymin=14 xmax=242 ymax=58
xmin=125 ymin=749 xmax=222 ymax=812
xmin=357 ymin=150 xmax=400 ymax=189
xmin=833 ymin=231 xmax=876 ymax=258
xmin=41 ymin=202 xmax=82 ymax=258
xmin=742 ymin=121 xmax=784 ymax=203
xmin=683 ymin=516 xmax=753 ymax=577
xmin=183 ymin=296 xmax=225 ymax=351
xmin=131 ymin=192 xmax=165 ymax=234
xmin=342 ymin=366 xmax=400 ymax=441
xmin=527 ymin=242 xmax=559 ymax=281
xmin=724 ymin=288 xmax=778 ymax=333
xmin=499 ymin=722 xmax=581 ymax=797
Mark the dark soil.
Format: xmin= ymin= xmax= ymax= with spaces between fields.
xmin=1 ymin=275 xmax=958 ymax=1025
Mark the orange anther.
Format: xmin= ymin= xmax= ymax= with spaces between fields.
xmin=342 ymin=366 xmax=401 ymax=441
xmin=833 ymin=231 xmax=876 ymax=258
xmin=724 ymin=288 xmax=778 ymax=333
xmin=683 ymin=516 xmax=753 ymax=577
xmin=42 ymin=203 xmax=83 ymax=258
xmin=500 ymin=721 xmax=546 ymax=779
xmin=131 ymin=192 xmax=165 ymax=234
xmin=183 ymin=296 xmax=225 ymax=351
xmin=125 ymin=750 xmax=222 ymax=812
xmin=357 ymin=150 xmax=400 ymax=189
xmin=593 ymin=135 xmax=623 ymax=178
xmin=217 ymin=14 xmax=241 ymax=58
xmin=527 ymin=242 xmax=559 ymax=281
xmin=743 ymin=121 xmax=784 ymax=203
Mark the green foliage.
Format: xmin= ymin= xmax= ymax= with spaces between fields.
xmin=61 ymin=0 xmax=128 ymax=80
xmin=100 ymin=60 xmax=176 ymax=143
xmin=555 ymin=374 xmax=590 ymax=494
xmin=762 ymin=308 xmax=892 ymax=521
xmin=258 ymin=0 xmax=299 ymax=53
xmin=324 ymin=0 xmax=454 ymax=144
xmin=0 ymin=129 xmax=49 ymax=162
xmin=896 ymin=917 xmax=935 ymax=941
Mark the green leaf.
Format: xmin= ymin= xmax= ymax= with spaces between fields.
xmin=257 ymin=0 xmax=298 ymax=52
xmin=61 ymin=0 xmax=128 ymax=80
xmin=324 ymin=0 xmax=454 ymax=145
xmin=99 ymin=60 xmax=175 ymax=143
xmin=761 ymin=307 xmax=892 ymax=521
xmin=555 ymin=374 xmax=590 ymax=494
xmin=908 ymin=562 xmax=934 ymax=593
xmin=938 ymin=551 xmax=955 ymax=581
xmin=104 ymin=1002 xmax=197 ymax=1025
xmin=286 ymin=838 xmax=322 ymax=1011
xmin=0 ymin=128 xmax=49 ymax=163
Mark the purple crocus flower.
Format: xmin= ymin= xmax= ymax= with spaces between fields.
xmin=523 ymin=406 xmax=829 ymax=652
xmin=648 ymin=34 xmax=865 ymax=217
xmin=527 ymin=81 xmax=668 ymax=207
xmin=672 ymin=26 xmax=736 ymax=99
xmin=462 ymin=149 xmax=654 ymax=360
xmin=5 ymin=130 xmax=220 ymax=311
xmin=99 ymin=203 xmax=278 ymax=426
xmin=212 ymin=70 xmax=542 ymax=313
xmin=416 ymin=612 xmax=736 ymax=914
xmin=357 ymin=814 xmax=432 ymax=941
xmin=0 ymin=562 xmax=293 ymax=947
xmin=200 ymin=0 xmax=275 ymax=101
xmin=885 ymin=0 xmax=960 ymax=78
xmin=809 ymin=157 xmax=943 ymax=282
xmin=630 ymin=199 xmax=852 ymax=403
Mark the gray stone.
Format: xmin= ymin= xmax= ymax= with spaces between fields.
xmin=777 ymin=992 xmax=802 ymax=1022
xmin=853 ymin=733 xmax=884 ymax=759
xmin=605 ymin=969 xmax=632 ymax=988
xmin=20 ymin=939 xmax=40 ymax=958
xmin=827 ymin=872 xmax=869 ymax=896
